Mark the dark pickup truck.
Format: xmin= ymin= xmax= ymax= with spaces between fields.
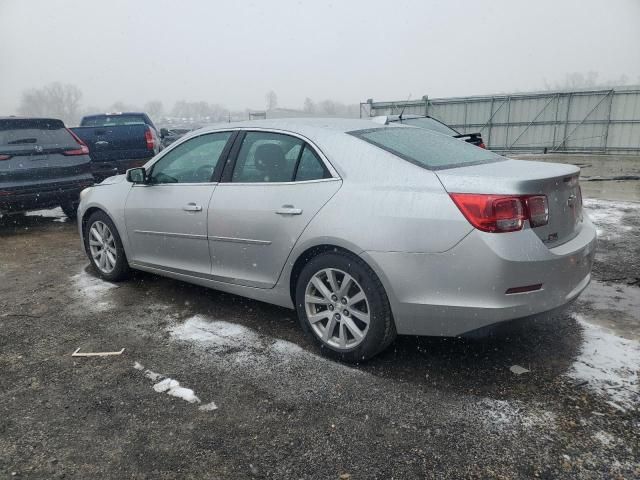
xmin=71 ymin=112 xmax=162 ymax=182
xmin=0 ymin=117 xmax=94 ymax=218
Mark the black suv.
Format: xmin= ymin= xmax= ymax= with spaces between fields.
xmin=0 ymin=117 xmax=94 ymax=218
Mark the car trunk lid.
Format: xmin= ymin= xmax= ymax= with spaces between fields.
xmin=436 ymin=159 xmax=583 ymax=248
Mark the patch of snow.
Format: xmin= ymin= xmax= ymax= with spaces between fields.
xmin=25 ymin=207 xmax=66 ymax=220
xmin=583 ymin=199 xmax=639 ymax=240
xmin=169 ymin=315 xmax=260 ymax=349
xmin=593 ymin=430 xmax=617 ymax=447
xmin=476 ymin=398 xmax=556 ymax=431
xmin=199 ymin=401 xmax=218 ymax=411
xmin=578 ymin=281 xmax=640 ymax=322
xmin=569 ymin=314 xmax=640 ymax=411
xmin=70 ymin=270 xmax=117 ymax=311
xmin=133 ymin=362 xmax=214 ymax=409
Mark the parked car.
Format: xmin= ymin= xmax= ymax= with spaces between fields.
xmin=159 ymin=127 xmax=192 ymax=148
xmin=376 ymin=114 xmax=486 ymax=148
xmin=77 ymin=118 xmax=596 ymax=362
xmin=0 ymin=117 xmax=94 ymax=218
xmin=71 ymin=112 xmax=162 ymax=182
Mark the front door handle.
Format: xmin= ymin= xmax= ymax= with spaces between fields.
xmin=183 ymin=203 xmax=202 ymax=212
xmin=275 ymin=205 xmax=302 ymax=215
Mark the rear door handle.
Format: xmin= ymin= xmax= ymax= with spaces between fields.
xmin=275 ymin=205 xmax=302 ymax=215
xmin=183 ymin=203 xmax=202 ymax=212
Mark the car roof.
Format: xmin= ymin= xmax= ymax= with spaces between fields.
xmin=195 ymin=117 xmax=390 ymax=139
xmin=0 ymin=116 xmax=64 ymax=123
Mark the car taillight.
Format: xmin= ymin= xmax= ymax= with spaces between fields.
xmin=478 ymin=142 xmax=486 ymax=149
xmin=0 ymin=154 xmax=11 ymax=161
xmin=145 ymin=128 xmax=154 ymax=150
xmin=450 ymin=193 xmax=549 ymax=233
xmin=524 ymin=195 xmax=549 ymax=227
xmin=63 ymin=128 xmax=90 ymax=156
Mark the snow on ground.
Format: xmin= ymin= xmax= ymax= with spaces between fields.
xmin=25 ymin=207 xmax=68 ymax=222
xmin=580 ymin=280 xmax=640 ymax=322
xmin=583 ymin=198 xmax=638 ymax=239
xmin=476 ymin=398 xmax=557 ymax=432
xmin=569 ymin=314 xmax=640 ymax=411
xmin=133 ymin=361 xmax=217 ymax=410
xmin=70 ymin=270 xmax=118 ymax=312
xmin=168 ymin=315 xmax=313 ymax=365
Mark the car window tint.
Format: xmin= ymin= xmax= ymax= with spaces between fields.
xmin=295 ymin=145 xmax=329 ymax=181
xmin=349 ymin=127 xmax=503 ymax=170
xmin=150 ymin=132 xmax=232 ymax=184
xmin=232 ymin=132 xmax=303 ymax=183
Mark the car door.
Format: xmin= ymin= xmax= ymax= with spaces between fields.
xmin=124 ymin=131 xmax=234 ymax=275
xmin=208 ymin=130 xmax=341 ymax=288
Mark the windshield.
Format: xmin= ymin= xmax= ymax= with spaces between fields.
xmin=399 ymin=117 xmax=459 ymax=136
xmin=349 ymin=126 xmax=502 ymax=170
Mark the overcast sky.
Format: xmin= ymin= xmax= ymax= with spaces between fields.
xmin=1 ymin=0 xmax=639 ymax=113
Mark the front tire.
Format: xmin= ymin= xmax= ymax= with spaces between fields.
xmin=295 ymin=251 xmax=396 ymax=363
xmin=83 ymin=211 xmax=130 ymax=281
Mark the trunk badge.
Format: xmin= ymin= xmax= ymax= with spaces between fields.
xmin=567 ymin=194 xmax=577 ymax=208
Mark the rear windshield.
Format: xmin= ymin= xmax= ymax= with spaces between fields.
xmin=0 ymin=119 xmax=76 ymax=150
xmin=348 ymin=126 xmax=503 ymax=170
xmin=81 ymin=114 xmax=148 ymax=127
xmin=398 ymin=117 xmax=458 ymax=136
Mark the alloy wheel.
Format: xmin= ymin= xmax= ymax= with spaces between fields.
xmin=304 ymin=268 xmax=370 ymax=350
xmin=88 ymin=221 xmax=117 ymax=274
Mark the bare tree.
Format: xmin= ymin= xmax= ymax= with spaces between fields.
xmin=18 ymin=82 xmax=82 ymax=124
xmin=265 ymin=90 xmax=278 ymax=110
xmin=303 ymin=97 xmax=315 ymax=113
xmin=144 ymin=100 xmax=164 ymax=120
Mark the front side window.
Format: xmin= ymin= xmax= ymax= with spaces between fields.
xmin=349 ymin=126 xmax=503 ymax=170
xmin=232 ymin=132 xmax=304 ymax=183
xmin=150 ymin=132 xmax=232 ymax=184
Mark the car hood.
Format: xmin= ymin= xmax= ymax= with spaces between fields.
xmin=97 ymin=174 xmax=127 ymax=186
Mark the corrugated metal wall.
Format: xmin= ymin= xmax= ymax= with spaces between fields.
xmin=361 ymin=87 xmax=640 ymax=154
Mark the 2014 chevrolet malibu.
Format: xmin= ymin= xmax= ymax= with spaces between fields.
xmin=78 ymin=118 xmax=596 ymax=362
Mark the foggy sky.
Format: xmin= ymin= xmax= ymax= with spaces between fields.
xmin=1 ymin=0 xmax=639 ymax=113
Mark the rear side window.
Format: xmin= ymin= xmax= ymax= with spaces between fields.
xmin=295 ymin=146 xmax=330 ymax=181
xmin=348 ymin=126 xmax=503 ymax=170
xmin=232 ymin=132 xmax=304 ymax=183
xmin=0 ymin=119 xmax=77 ymax=153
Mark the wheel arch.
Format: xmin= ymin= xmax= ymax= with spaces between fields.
xmin=288 ymin=243 xmax=396 ymax=313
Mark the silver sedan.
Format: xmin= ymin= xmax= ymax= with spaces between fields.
xmin=78 ymin=118 xmax=597 ymax=362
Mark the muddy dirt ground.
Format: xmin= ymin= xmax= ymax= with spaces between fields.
xmin=1 ymin=156 xmax=639 ymax=479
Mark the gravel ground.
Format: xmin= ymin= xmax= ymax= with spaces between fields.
xmin=1 ymin=169 xmax=639 ymax=479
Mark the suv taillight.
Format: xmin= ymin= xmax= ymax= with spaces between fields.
xmin=145 ymin=128 xmax=154 ymax=151
xmin=63 ymin=128 xmax=90 ymax=156
xmin=450 ymin=193 xmax=549 ymax=233
xmin=0 ymin=154 xmax=11 ymax=161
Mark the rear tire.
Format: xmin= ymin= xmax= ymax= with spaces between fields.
xmin=295 ymin=251 xmax=396 ymax=363
xmin=83 ymin=210 xmax=130 ymax=281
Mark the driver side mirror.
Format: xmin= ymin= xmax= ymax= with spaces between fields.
xmin=127 ymin=167 xmax=147 ymax=184
xmin=160 ymin=128 xmax=169 ymax=139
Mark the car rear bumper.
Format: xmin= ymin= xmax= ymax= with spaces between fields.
xmin=362 ymin=218 xmax=597 ymax=336
xmin=0 ymin=176 xmax=94 ymax=213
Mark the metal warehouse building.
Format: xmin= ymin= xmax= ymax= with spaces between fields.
xmin=361 ymin=86 xmax=640 ymax=155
